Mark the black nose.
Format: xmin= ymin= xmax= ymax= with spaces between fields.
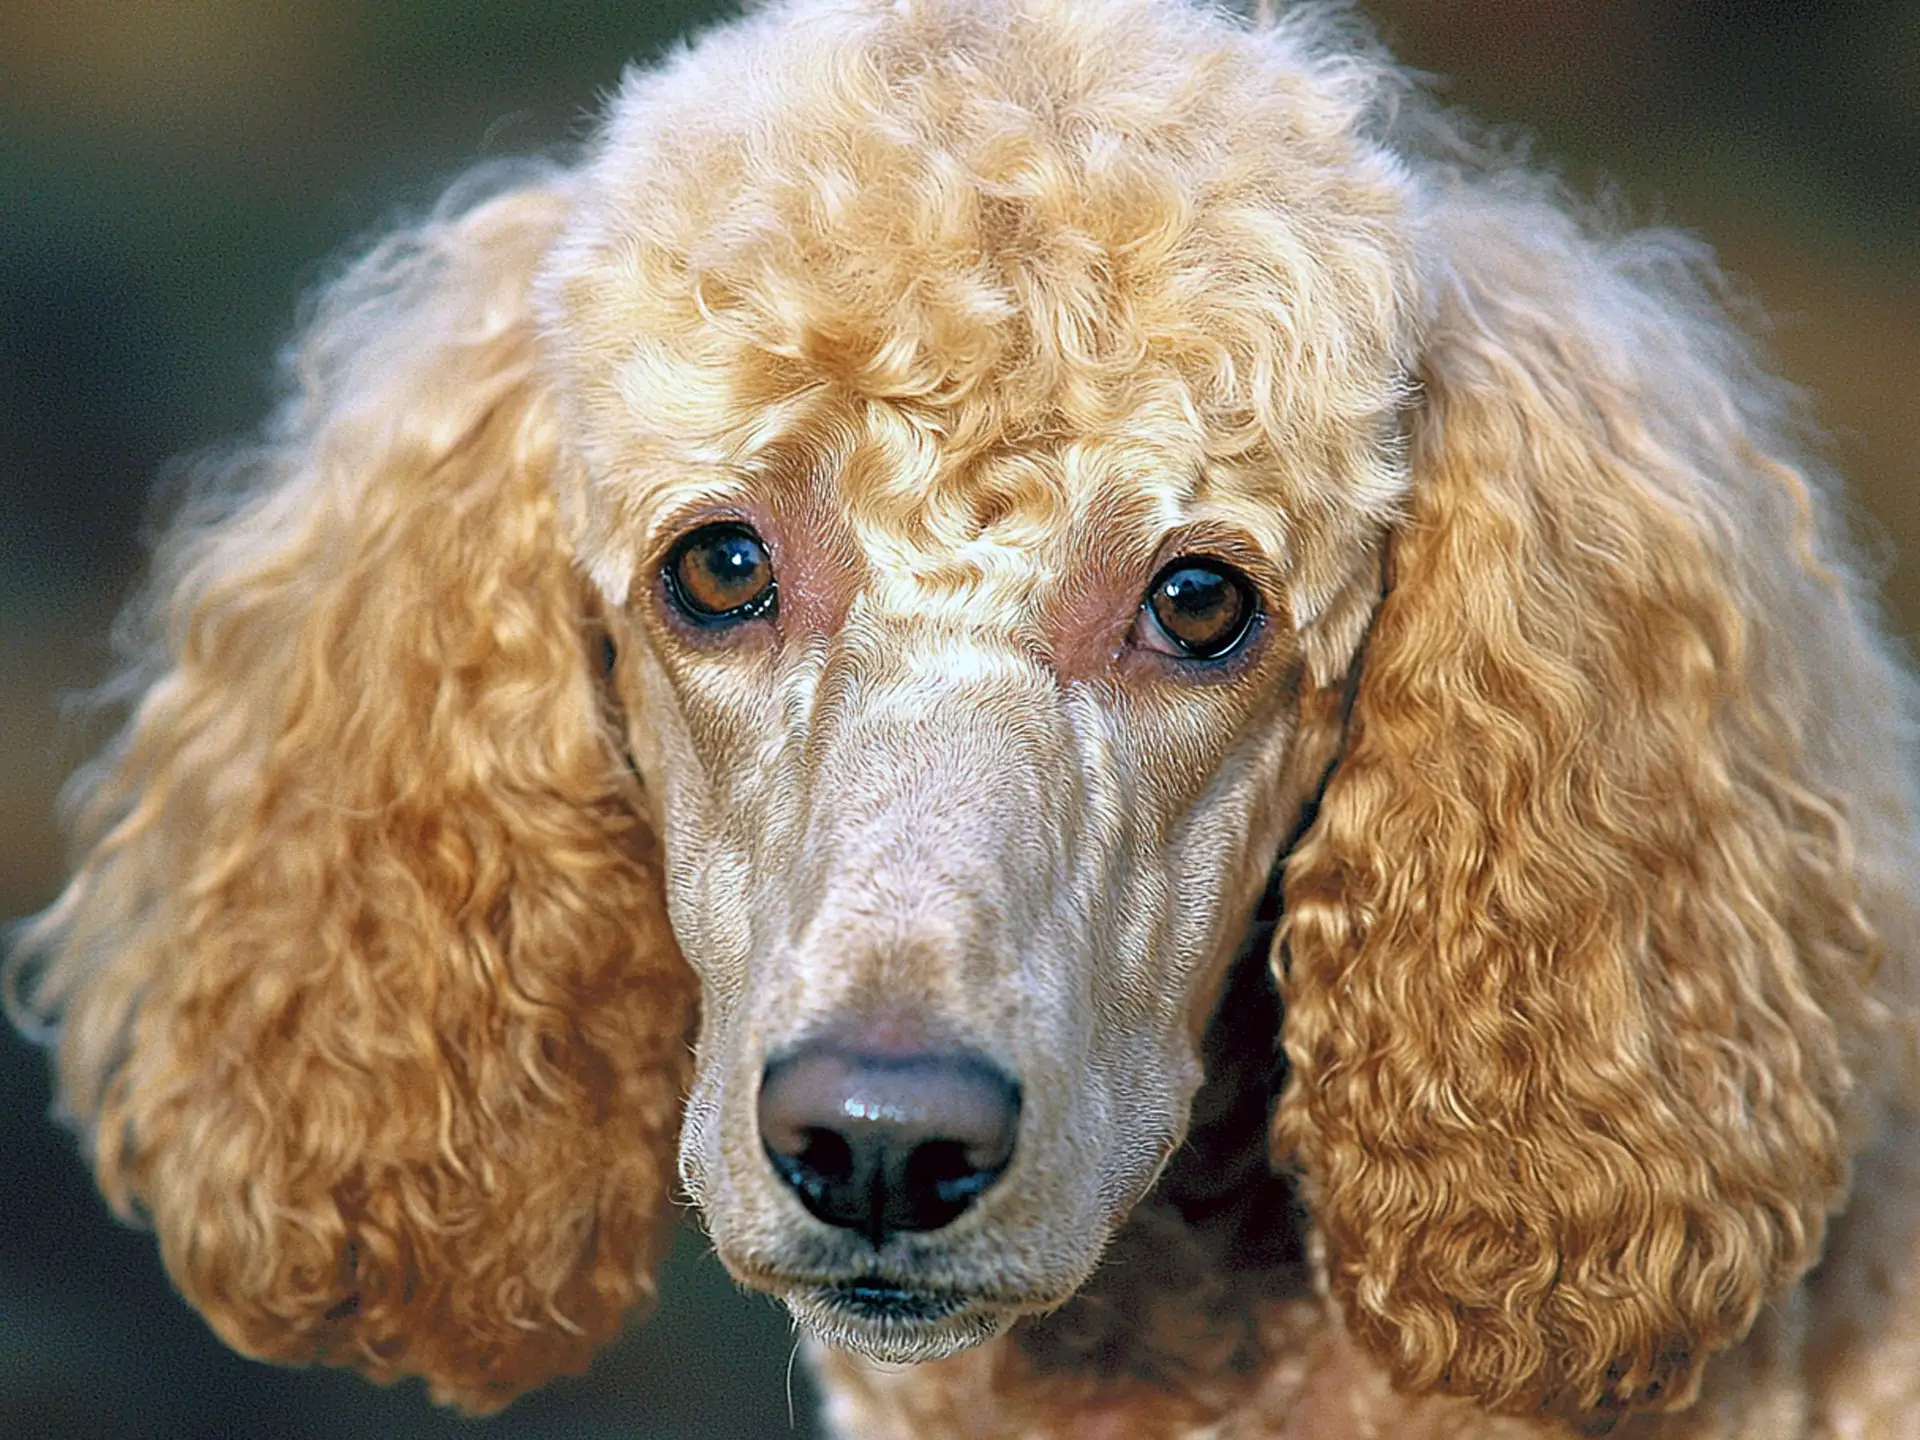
xmin=757 ymin=1044 xmax=1021 ymax=1245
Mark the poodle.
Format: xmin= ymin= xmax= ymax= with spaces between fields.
xmin=11 ymin=1 xmax=1919 ymax=1435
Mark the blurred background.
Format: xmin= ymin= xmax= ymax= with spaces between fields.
xmin=2 ymin=1 xmax=1914 ymax=1435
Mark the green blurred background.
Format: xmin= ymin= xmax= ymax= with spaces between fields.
xmin=2 ymin=2 xmax=1914 ymax=1436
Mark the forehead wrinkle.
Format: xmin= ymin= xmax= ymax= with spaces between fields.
xmin=858 ymin=542 xmax=1044 ymax=633
xmin=843 ymin=395 xmax=1202 ymax=537
xmin=827 ymin=400 xmax=1065 ymax=567
xmin=832 ymin=410 xmax=1212 ymax=633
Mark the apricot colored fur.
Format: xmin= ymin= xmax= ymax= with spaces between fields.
xmin=11 ymin=2 xmax=1917 ymax=1435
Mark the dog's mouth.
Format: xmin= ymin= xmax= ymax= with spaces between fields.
xmin=757 ymin=1269 xmax=1032 ymax=1363
xmin=821 ymin=1276 xmax=970 ymax=1323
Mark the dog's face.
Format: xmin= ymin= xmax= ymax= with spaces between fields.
xmin=595 ymin=421 xmax=1357 ymax=1358
xmin=536 ymin=0 xmax=1417 ymax=1360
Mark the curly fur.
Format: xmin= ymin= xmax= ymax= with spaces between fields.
xmin=9 ymin=183 xmax=697 ymax=1411
xmin=1276 ymin=189 xmax=1914 ymax=1421
xmin=11 ymin=2 xmax=1918 ymax=1435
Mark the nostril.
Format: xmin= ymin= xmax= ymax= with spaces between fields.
xmin=796 ymin=1127 xmax=855 ymax=1184
xmin=757 ymin=1044 xmax=1020 ymax=1244
xmin=906 ymin=1138 xmax=977 ymax=1193
xmin=766 ymin=1125 xmax=858 ymax=1212
xmin=902 ymin=1137 xmax=1001 ymax=1215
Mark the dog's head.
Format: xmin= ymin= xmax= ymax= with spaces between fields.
xmin=13 ymin=0 xmax=1906 ymax=1426
xmin=536 ymin=0 xmax=1412 ymax=1367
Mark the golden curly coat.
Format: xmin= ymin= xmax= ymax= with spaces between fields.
xmin=12 ymin=1 xmax=1919 ymax=1435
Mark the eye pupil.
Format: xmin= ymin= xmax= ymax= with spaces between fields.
xmin=1147 ymin=560 xmax=1255 ymax=658
xmin=665 ymin=523 xmax=775 ymax=623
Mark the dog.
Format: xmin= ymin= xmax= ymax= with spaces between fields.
xmin=11 ymin=1 xmax=1918 ymax=1435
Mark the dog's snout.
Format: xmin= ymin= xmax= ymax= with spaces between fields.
xmin=758 ymin=1045 xmax=1020 ymax=1244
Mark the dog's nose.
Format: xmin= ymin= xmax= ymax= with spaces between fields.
xmin=757 ymin=1044 xmax=1020 ymax=1244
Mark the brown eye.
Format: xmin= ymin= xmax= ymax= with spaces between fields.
xmin=1141 ymin=558 xmax=1257 ymax=660
xmin=663 ymin=522 xmax=776 ymax=625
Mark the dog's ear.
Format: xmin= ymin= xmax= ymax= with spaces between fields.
xmin=1274 ymin=185 xmax=1909 ymax=1422
xmin=8 ymin=177 xmax=697 ymax=1412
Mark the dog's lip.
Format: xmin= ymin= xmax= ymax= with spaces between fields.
xmin=772 ymin=1274 xmax=1030 ymax=1365
xmin=731 ymin=1262 xmax=1054 ymax=1315
xmin=816 ymin=1277 xmax=970 ymax=1322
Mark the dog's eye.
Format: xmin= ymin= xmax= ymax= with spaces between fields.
xmin=663 ymin=522 xmax=777 ymax=625
xmin=1138 ymin=558 xmax=1258 ymax=660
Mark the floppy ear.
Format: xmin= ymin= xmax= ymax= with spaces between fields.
xmin=7 ymin=176 xmax=697 ymax=1412
xmin=1275 ymin=184 xmax=1911 ymax=1423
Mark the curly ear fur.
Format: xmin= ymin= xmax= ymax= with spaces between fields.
xmin=7 ymin=176 xmax=697 ymax=1412
xmin=1276 ymin=181 xmax=1918 ymax=1422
